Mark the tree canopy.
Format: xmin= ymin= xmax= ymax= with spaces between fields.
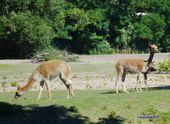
xmin=0 ymin=0 xmax=170 ymax=58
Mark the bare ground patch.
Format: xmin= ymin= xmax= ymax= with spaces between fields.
xmin=0 ymin=53 xmax=170 ymax=92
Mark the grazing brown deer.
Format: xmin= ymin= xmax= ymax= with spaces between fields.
xmin=15 ymin=60 xmax=74 ymax=100
xmin=115 ymin=44 xmax=158 ymax=93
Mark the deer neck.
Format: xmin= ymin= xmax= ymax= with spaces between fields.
xmin=147 ymin=49 xmax=154 ymax=66
xmin=20 ymin=77 xmax=36 ymax=92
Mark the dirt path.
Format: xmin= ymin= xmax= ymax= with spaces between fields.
xmin=0 ymin=53 xmax=170 ymax=92
xmin=0 ymin=53 xmax=169 ymax=64
xmin=78 ymin=53 xmax=170 ymax=63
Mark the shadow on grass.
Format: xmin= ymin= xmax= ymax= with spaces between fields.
xmin=100 ymin=85 xmax=170 ymax=95
xmin=0 ymin=102 xmax=125 ymax=124
xmin=147 ymin=85 xmax=170 ymax=91
xmin=99 ymin=90 xmax=126 ymax=94
xmin=0 ymin=102 xmax=90 ymax=124
xmin=98 ymin=115 xmax=125 ymax=124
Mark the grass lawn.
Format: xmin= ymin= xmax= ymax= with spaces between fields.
xmin=0 ymin=89 xmax=170 ymax=124
xmin=0 ymin=62 xmax=170 ymax=124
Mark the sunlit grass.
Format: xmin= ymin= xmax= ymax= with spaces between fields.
xmin=0 ymin=64 xmax=10 ymax=69
xmin=1 ymin=89 xmax=170 ymax=123
xmin=0 ymin=62 xmax=170 ymax=123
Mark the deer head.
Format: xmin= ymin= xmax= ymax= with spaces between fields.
xmin=15 ymin=86 xmax=24 ymax=99
xmin=149 ymin=44 xmax=158 ymax=53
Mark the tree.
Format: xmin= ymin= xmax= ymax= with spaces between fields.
xmin=0 ymin=12 xmax=54 ymax=58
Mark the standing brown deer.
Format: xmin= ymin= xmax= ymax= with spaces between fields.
xmin=115 ymin=44 xmax=158 ymax=93
xmin=15 ymin=60 xmax=74 ymax=100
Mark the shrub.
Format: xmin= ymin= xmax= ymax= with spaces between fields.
xmin=89 ymin=40 xmax=114 ymax=54
xmin=32 ymin=48 xmax=79 ymax=62
xmin=159 ymin=59 xmax=170 ymax=72
xmin=32 ymin=47 xmax=64 ymax=62
xmin=0 ymin=12 xmax=54 ymax=58
xmin=10 ymin=82 xmax=17 ymax=87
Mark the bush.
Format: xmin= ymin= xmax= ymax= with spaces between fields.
xmin=32 ymin=47 xmax=65 ymax=62
xmin=10 ymin=82 xmax=17 ymax=87
xmin=0 ymin=12 xmax=54 ymax=58
xmin=32 ymin=47 xmax=79 ymax=62
xmin=89 ymin=40 xmax=114 ymax=54
xmin=159 ymin=59 xmax=170 ymax=72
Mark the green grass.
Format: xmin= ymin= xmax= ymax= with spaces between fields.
xmin=1 ymin=89 xmax=170 ymax=124
xmin=0 ymin=63 xmax=114 ymax=81
xmin=0 ymin=62 xmax=170 ymax=123
xmin=0 ymin=64 xmax=10 ymax=69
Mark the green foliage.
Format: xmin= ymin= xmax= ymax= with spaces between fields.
xmin=66 ymin=8 xmax=89 ymax=31
xmin=89 ymin=40 xmax=113 ymax=55
xmin=142 ymin=106 xmax=170 ymax=124
xmin=0 ymin=0 xmax=170 ymax=58
xmin=0 ymin=11 xmax=54 ymax=58
xmin=159 ymin=59 xmax=170 ymax=72
xmin=142 ymin=106 xmax=159 ymax=116
xmin=33 ymin=47 xmax=65 ymax=61
xmin=10 ymin=82 xmax=17 ymax=87
xmin=133 ymin=23 xmax=153 ymax=41
xmin=142 ymin=106 xmax=160 ymax=122
xmin=140 ymin=13 xmax=166 ymax=44
xmin=33 ymin=47 xmax=79 ymax=62
xmin=115 ymin=23 xmax=134 ymax=49
xmin=1 ymin=86 xmax=170 ymax=123
xmin=159 ymin=112 xmax=170 ymax=124
xmin=87 ymin=9 xmax=108 ymax=27
xmin=161 ymin=36 xmax=170 ymax=52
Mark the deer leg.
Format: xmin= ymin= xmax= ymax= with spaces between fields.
xmin=138 ymin=73 xmax=143 ymax=92
xmin=67 ymin=79 xmax=74 ymax=97
xmin=37 ymin=81 xmax=44 ymax=100
xmin=44 ymin=79 xmax=52 ymax=99
xmin=59 ymin=72 xmax=74 ymax=99
xmin=115 ymin=72 xmax=120 ymax=94
xmin=121 ymin=72 xmax=128 ymax=93
xmin=144 ymin=73 xmax=148 ymax=89
xmin=136 ymin=74 xmax=139 ymax=92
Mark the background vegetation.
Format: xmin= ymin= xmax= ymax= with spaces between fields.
xmin=159 ymin=59 xmax=170 ymax=72
xmin=0 ymin=0 xmax=170 ymax=58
